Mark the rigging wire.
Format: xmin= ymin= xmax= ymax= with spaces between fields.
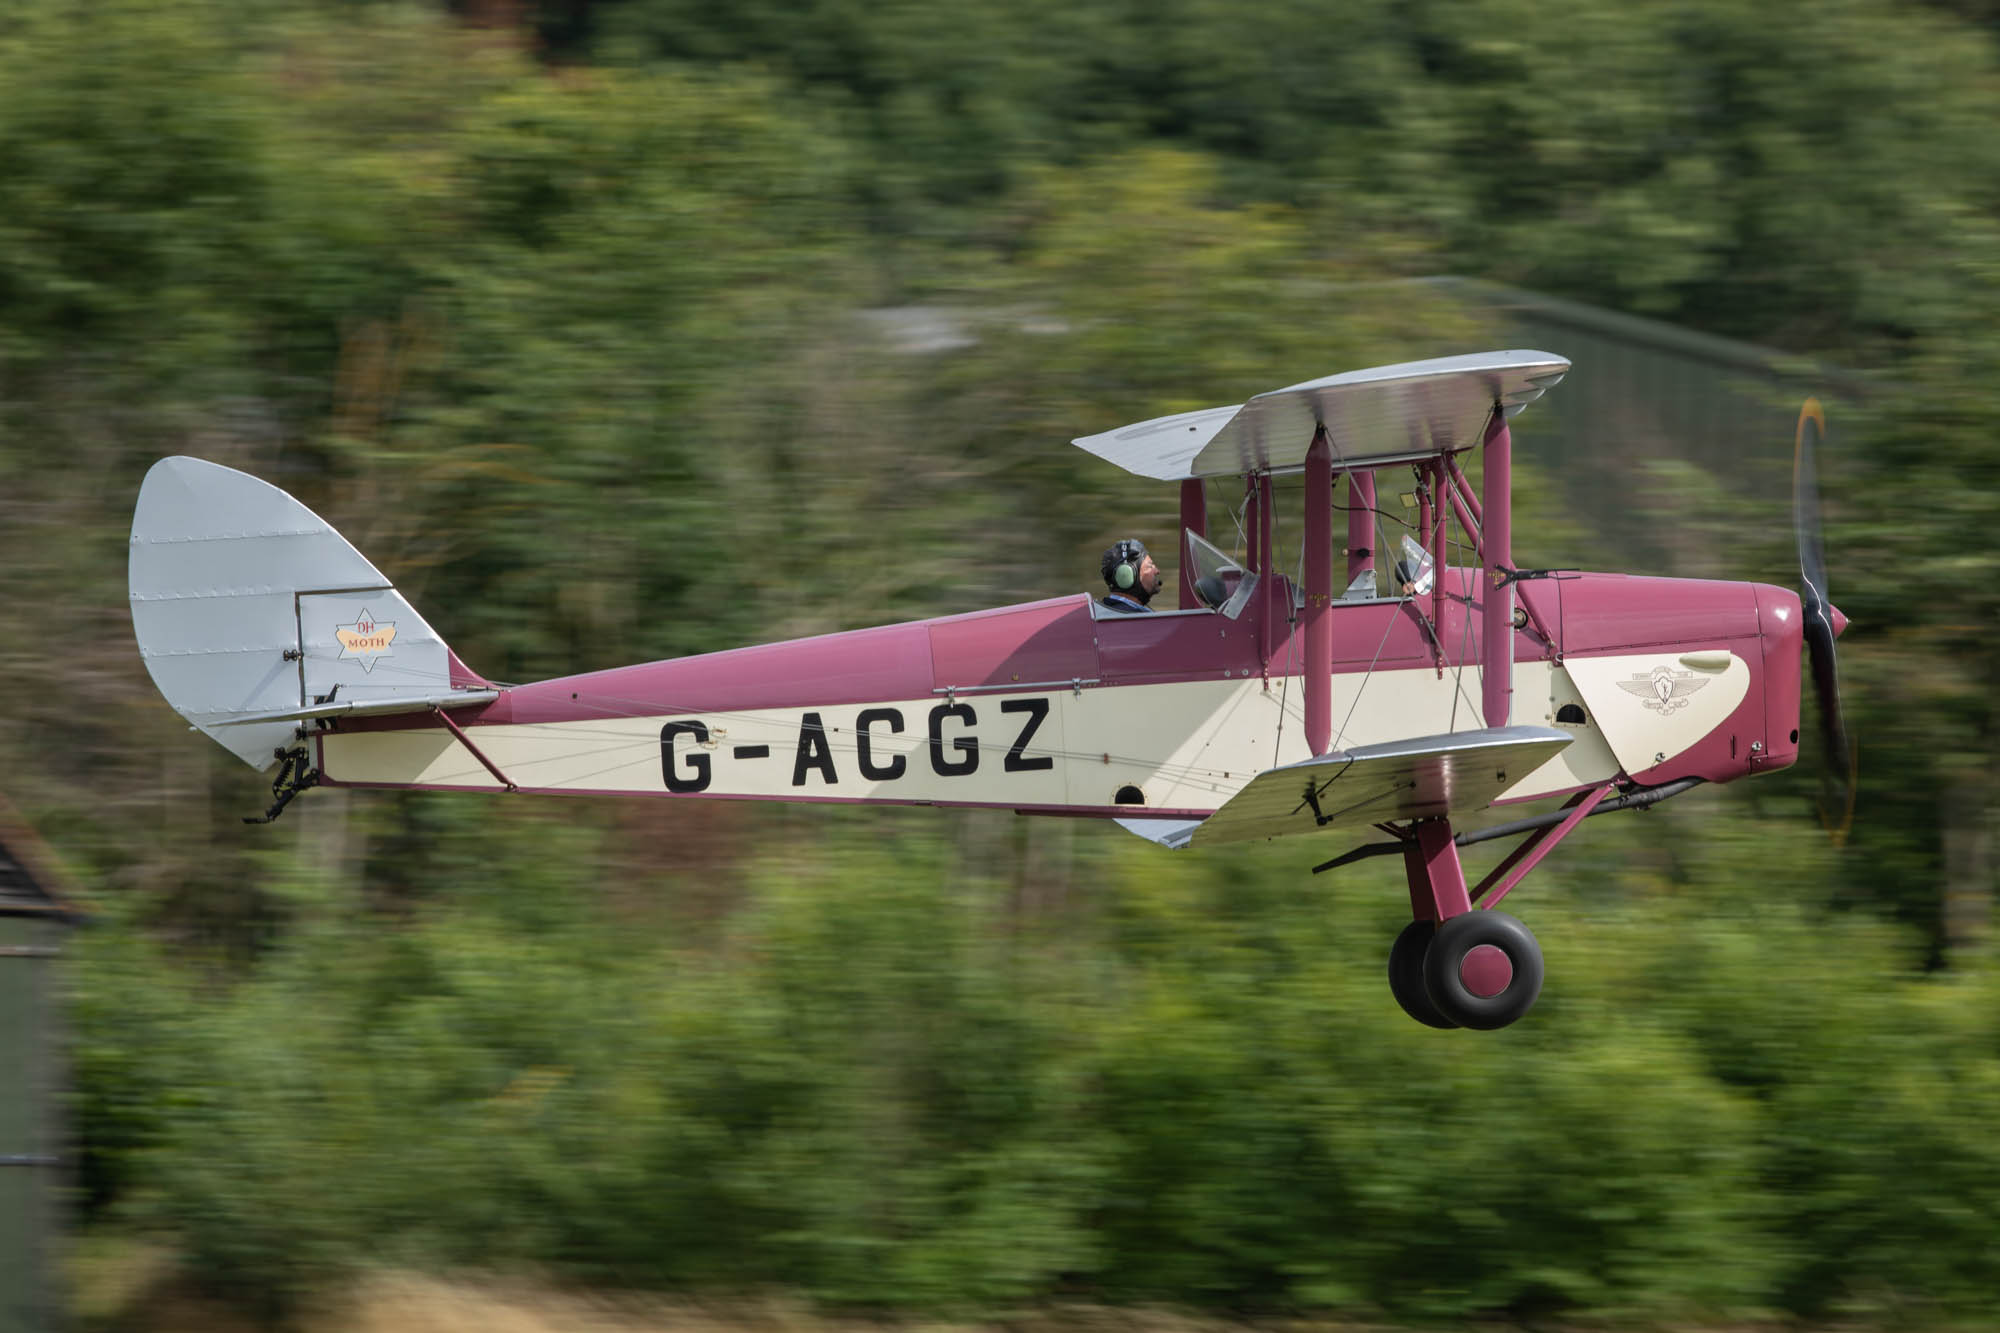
xmin=1445 ymin=519 xmax=1489 ymax=730
xmin=1329 ymin=600 xmax=1405 ymax=754
xmin=1270 ymin=486 xmax=1300 ymax=767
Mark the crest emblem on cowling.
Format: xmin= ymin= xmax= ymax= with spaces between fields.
xmin=1616 ymin=665 xmax=1708 ymax=715
xmin=333 ymin=609 xmax=397 ymax=673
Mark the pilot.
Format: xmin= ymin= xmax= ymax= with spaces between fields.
xmin=1099 ymin=538 xmax=1163 ymax=613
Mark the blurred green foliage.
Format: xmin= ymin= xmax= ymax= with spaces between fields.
xmin=66 ymin=802 xmax=2000 ymax=1320
xmin=3 ymin=0 xmax=1999 ymax=1324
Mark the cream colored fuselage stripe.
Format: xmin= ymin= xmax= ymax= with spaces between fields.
xmin=317 ymin=653 xmax=1740 ymax=812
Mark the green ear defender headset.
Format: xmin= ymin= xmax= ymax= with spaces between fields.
xmin=1103 ymin=538 xmax=1149 ymax=591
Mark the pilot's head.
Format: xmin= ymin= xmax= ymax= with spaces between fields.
xmin=1101 ymin=538 xmax=1162 ymax=604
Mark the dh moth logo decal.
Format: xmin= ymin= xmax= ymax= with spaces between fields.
xmin=333 ymin=609 xmax=397 ymax=673
xmin=1616 ymin=664 xmax=1709 ymax=715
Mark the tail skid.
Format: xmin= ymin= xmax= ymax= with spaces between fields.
xmin=129 ymin=457 xmax=492 ymax=771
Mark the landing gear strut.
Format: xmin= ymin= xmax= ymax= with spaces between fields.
xmin=1386 ymin=815 xmax=1546 ymax=1031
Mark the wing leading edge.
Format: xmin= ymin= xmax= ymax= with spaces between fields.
xmin=1071 ymin=350 xmax=1570 ymax=482
xmin=1188 ymin=726 xmax=1574 ymax=847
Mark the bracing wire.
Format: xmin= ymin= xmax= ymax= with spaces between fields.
xmin=1440 ymin=502 xmax=1490 ymax=732
xmin=1330 ymin=602 xmax=1403 ymax=753
xmin=1270 ymin=492 xmax=1301 ymax=766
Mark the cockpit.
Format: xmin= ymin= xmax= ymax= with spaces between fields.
xmin=1090 ymin=525 xmax=1436 ymax=623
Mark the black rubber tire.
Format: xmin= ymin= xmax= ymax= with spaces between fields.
xmin=1388 ymin=919 xmax=1459 ymax=1029
xmin=1422 ymin=910 xmax=1544 ymax=1031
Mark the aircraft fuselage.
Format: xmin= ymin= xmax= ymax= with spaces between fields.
xmin=317 ymin=568 xmax=1804 ymax=828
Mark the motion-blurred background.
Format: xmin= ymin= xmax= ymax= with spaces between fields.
xmin=3 ymin=0 xmax=1998 ymax=1327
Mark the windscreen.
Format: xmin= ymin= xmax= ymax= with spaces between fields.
xmin=1395 ymin=533 xmax=1435 ymax=597
xmin=1184 ymin=528 xmax=1258 ymax=619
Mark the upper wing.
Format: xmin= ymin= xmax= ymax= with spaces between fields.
xmin=1188 ymin=726 xmax=1574 ymax=847
xmin=1071 ymin=350 xmax=1569 ymax=482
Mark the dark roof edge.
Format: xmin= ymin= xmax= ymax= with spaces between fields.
xmin=0 ymin=789 xmax=88 ymax=923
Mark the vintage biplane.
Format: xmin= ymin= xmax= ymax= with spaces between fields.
xmin=130 ymin=350 xmax=1850 ymax=1030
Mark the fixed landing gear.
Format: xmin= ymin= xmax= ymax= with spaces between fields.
xmin=1387 ymin=920 xmax=1456 ymax=1028
xmin=1428 ymin=911 xmax=1543 ymax=1029
xmin=1386 ymin=911 xmax=1544 ymax=1030
xmin=1387 ymin=815 xmax=1549 ymax=1030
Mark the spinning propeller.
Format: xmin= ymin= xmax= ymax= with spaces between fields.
xmin=1793 ymin=399 xmax=1855 ymax=845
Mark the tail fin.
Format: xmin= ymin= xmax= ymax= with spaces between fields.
xmin=130 ymin=457 xmax=494 ymax=771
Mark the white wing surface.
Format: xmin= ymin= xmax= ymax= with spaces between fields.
xmin=1189 ymin=726 xmax=1574 ymax=846
xmin=1072 ymin=350 xmax=1569 ymax=482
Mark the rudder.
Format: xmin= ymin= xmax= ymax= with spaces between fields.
xmin=129 ymin=457 xmax=491 ymax=770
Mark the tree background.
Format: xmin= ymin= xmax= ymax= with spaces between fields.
xmin=5 ymin=0 xmax=1999 ymax=1323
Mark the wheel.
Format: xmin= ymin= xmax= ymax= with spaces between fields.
xmin=1388 ymin=919 xmax=1458 ymax=1029
xmin=1422 ymin=910 xmax=1544 ymax=1031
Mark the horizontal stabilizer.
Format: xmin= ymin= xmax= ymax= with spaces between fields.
xmin=213 ymin=689 xmax=500 ymax=727
xmin=1190 ymin=726 xmax=1573 ymax=847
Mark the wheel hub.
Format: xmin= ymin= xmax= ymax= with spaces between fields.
xmin=1460 ymin=943 xmax=1512 ymax=998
